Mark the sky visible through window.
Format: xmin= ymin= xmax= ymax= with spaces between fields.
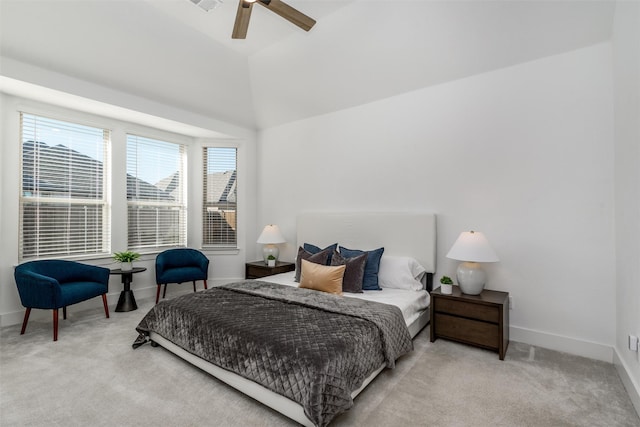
xmin=26 ymin=115 xmax=236 ymax=186
xmin=26 ymin=116 xmax=105 ymax=164
xmin=127 ymin=135 xmax=182 ymax=185
xmin=207 ymin=147 xmax=236 ymax=175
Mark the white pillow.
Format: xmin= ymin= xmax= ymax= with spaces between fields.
xmin=378 ymin=256 xmax=426 ymax=291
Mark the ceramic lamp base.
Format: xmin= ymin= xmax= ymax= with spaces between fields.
xmin=456 ymin=261 xmax=486 ymax=295
xmin=262 ymin=244 xmax=279 ymax=264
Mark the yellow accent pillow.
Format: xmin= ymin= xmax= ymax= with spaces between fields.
xmin=299 ymin=259 xmax=345 ymax=295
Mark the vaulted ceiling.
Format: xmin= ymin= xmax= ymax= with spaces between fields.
xmin=0 ymin=0 xmax=615 ymax=132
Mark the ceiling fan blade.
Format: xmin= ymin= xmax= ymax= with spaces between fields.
xmin=232 ymin=0 xmax=254 ymax=39
xmin=258 ymin=0 xmax=316 ymax=32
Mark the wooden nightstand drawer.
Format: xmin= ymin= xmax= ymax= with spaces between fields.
xmin=435 ymin=313 xmax=500 ymax=349
xmin=430 ymin=286 xmax=509 ymax=360
xmin=434 ymin=298 xmax=500 ymax=323
xmin=246 ymin=265 xmax=267 ymax=278
xmin=245 ymin=261 xmax=295 ymax=279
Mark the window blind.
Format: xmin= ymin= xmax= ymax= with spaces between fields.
xmin=202 ymin=147 xmax=237 ymax=247
xmin=126 ymin=134 xmax=186 ymax=250
xmin=19 ymin=113 xmax=110 ymax=259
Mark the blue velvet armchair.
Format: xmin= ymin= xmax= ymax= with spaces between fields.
xmin=155 ymin=248 xmax=209 ymax=304
xmin=14 ymin=260 xmax=110 ymax=341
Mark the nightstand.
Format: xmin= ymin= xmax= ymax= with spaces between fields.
xmin=245 ymin=261 xmax=295 ymax=279
xmin=430 ymin=286 xmax=509 ymax=360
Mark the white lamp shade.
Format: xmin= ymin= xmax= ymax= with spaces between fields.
xmin=446 ymin=231 xmax=499 ymax=263
xmin=257 ymin=225 xmax=286 ymax=244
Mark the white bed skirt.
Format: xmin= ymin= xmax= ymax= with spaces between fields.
xmin=149 ymin=307 xmax=429 ymax=427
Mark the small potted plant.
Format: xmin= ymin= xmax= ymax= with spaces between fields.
xmin=267 ymin=254 xmax=276 ymax=267
xmin=440 ymin=275 xmax=453 ymax=294
xmin=113 ymin=251 xmax=141 ymax=272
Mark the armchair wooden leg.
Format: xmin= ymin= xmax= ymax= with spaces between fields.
xmin=53 ymin=309 xmax=59 ymax=342
xmin=63 ymin=306 xmax=67 ymax=320
xmin=20 ymin=308 xmax=31 ymax=335
xmin=163 ymin=284 xmax=167 ymax=299
xmin=203 ymin=280 xmax=208 ymax=290
xmin=155 ymin=285 xmax=162 ymax=304
xmin=192 ymin=281 xmax=196 ymax=292
xmin=102 ymin=294 xmax=110 ymax=318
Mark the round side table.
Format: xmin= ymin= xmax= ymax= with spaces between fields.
xmin=109 ymin=267 xmax=147 ymax=312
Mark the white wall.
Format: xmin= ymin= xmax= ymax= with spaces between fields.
xmin=0 ymin=93 xmax=4 ymax=257
xmin=612 ymin=0 xmax=640 ymax=413
xmin=0 ymin=93 xmax=256 ymax=326
xmin=258 ymin=43 xmax=616 ymax=361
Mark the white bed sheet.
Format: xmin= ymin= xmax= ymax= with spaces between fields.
xmin=261 ymin=271 xmax=431 ymax=328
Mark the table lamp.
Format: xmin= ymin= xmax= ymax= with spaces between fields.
xmin=446 ymin=230 xmax=499 ymax=295
xmin=257 ymin=224 xmax=286 ymax=264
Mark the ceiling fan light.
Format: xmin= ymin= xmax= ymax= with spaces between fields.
xmin=190 ymin=0 xmax=223 ymax=12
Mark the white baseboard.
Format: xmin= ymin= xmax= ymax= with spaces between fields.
xmin=0 ymin=287 xmax=155 ymax=327
xmin=613 ymin=348 xmax=640 ymax=418
xmin=2 ymin=288 xmax=638 ymax=419
xmin=510 ymin=325 xmax=639 ymax=418
xmin=510 ymin=325 xmax=614 ymax=362
xmin=0 ymin=277 xmax=239 ymax=328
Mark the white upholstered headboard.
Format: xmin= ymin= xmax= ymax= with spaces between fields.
xmin=296 ymin=212 xmax=437 ymax=284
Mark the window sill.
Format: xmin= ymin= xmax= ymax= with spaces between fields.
xmin=201 ymin=248 xmax=241 ymax=256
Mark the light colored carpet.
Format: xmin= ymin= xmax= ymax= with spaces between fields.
xmin=1 ymin=294 xmax=638 ymax=427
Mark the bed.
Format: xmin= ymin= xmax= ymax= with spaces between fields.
xmin=134 ymin=212 xmax=436 ymax=427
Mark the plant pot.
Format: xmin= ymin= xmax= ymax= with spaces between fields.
xmin=440 ymin=283 xmax=452 ymax=294
xmin=121 ymin=262 xmax=133 ymax=272
xmin=267 ymin=259 xmax=276 ymax=267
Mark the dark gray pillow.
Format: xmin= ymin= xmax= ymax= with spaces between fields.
xmin=295 ymin=246 xmax=331 ymax=282
xmin=340 ymin=246 xmax=385 ymax=290
xmin=331 ymin=250 xmax=367 ymax=293
xmin=303 ymin=242 xmax=338 ymax=265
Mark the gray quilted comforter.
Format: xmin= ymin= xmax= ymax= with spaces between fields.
xmin=134 ymin=281 xmax=413 ymax=426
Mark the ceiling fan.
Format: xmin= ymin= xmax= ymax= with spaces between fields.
xmin=231 ymin=0 xmax=316 ymax=39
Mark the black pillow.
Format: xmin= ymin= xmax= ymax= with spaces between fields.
xmin=330 ymin=250 xmax=367 ymax=293
xmin=295 ymin=246 xmax=331 ymax=282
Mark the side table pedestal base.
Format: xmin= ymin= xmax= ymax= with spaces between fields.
xmin=116 ymin=290 xmax=138 ymax=312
